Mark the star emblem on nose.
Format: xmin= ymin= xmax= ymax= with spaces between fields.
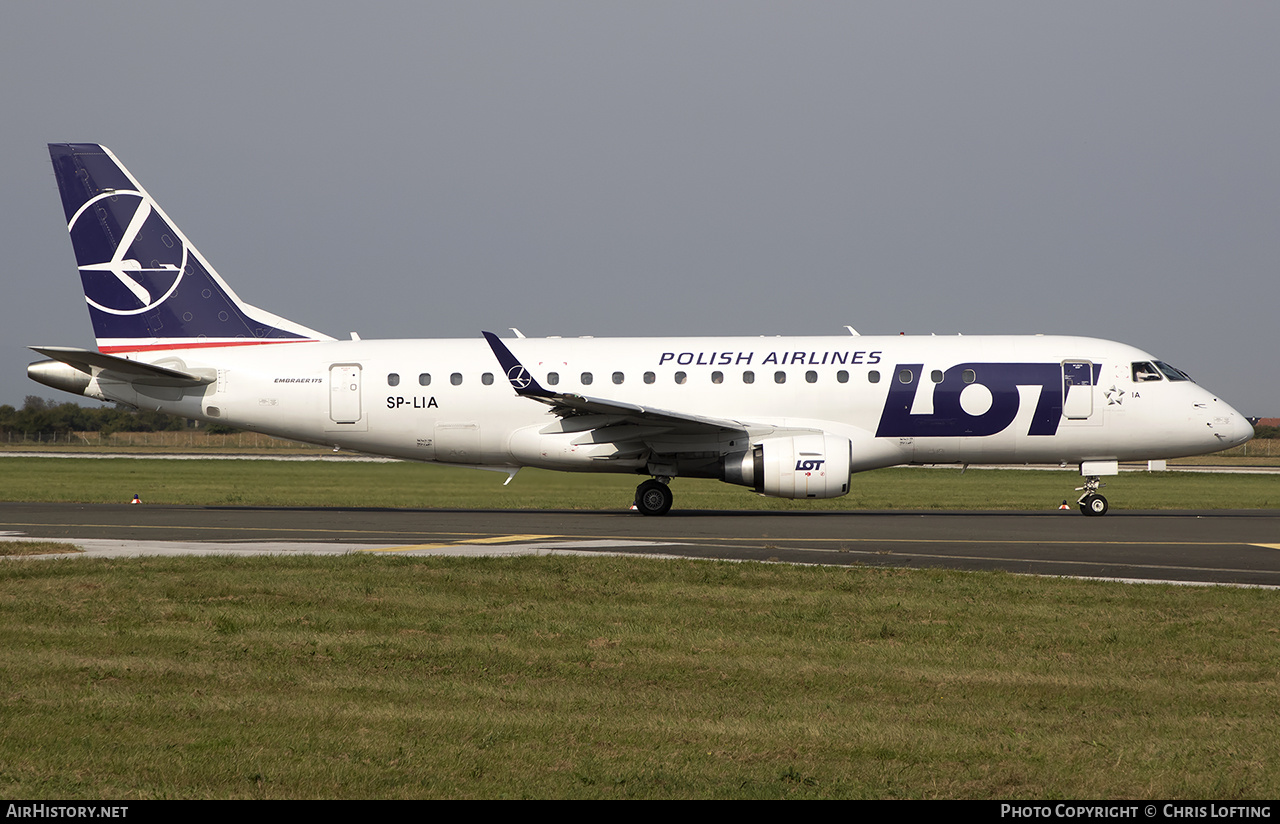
xmin=1105 ymin=386 xmax=1125 ymax=405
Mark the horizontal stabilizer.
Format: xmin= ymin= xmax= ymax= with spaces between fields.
xmin=28 ymin=346 xmax=214 ymax=387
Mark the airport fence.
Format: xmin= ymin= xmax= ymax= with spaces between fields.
xmin=1213 ymin=440 xmax=1279 ymax=458
xmin=3 ymin=430 xmax=314 ymax=449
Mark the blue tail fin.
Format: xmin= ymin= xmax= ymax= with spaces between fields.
xmin=48 ymin=143 xmax=331 ymax=353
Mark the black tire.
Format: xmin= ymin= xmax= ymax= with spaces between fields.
xmin=1079 ymin=494 xmax=1109 ymax=517
xmin=634 ymin=480 xmax=673 ymax=516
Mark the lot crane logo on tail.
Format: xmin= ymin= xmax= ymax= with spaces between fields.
xmin=70 ymin=191 xmax=186 ymax=315
xmin=47 ymin=143 xmax=330 ymax=352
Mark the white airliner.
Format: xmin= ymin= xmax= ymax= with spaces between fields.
xmin=29 ymin=144 xmax=1254 ymax=516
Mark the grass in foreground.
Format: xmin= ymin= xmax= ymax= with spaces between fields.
xmin=0 ymin=457 xmax=1276 ymax=511
xmin=1 ymin=554 xmax=1277 ymax=799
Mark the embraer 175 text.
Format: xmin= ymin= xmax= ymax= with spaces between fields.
xmin=29 ymin=144 xmax=1254 ymax=515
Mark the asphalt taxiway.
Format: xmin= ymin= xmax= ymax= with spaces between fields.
xmin=3 ymin=502 xmax=1279 ymax=587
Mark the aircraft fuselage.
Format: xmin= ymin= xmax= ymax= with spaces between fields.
xmin=65 ymin=334 xmax=1249 ymax=476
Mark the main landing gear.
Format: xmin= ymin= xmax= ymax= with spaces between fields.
xmin=634 ymin=477 xmax=673 ymax=516
xmin=1076 ymin=476 xmax=1109 ymax=517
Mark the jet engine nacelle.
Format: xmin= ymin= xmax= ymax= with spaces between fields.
xmin=722 ymin=433 xmax=852 ymax=499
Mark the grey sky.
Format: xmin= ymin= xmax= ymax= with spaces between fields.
xmin=2 ymin=2 xmax=1276 ymax=414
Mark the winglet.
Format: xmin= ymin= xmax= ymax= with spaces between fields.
xmin=482 ymin=331 xmax=555 ymax=398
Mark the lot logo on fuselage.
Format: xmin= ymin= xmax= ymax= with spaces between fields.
xmin=875 ymin=363 xmax=1064 ymax=438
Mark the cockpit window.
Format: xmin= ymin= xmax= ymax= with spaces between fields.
xmin=1154 ymin=361 xmax=1192 ymax=382
xmin=1132 ymin=362 xmax=1162 ymax=382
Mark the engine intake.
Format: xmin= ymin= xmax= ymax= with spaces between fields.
xmin=722 ymin=433 xmax=852 ymax=499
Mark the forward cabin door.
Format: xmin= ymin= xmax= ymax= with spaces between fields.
xmin=1062 ymin=360 xmax=1094 ymax=420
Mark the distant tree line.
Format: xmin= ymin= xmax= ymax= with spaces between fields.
xmin=0 ymin=396 xmax=238 ymax=437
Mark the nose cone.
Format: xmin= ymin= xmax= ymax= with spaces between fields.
xmin=1230 ymin=410 xmax=1255 ymax=448
xmin=1211 ymin=397 xmax=1254 ymax=450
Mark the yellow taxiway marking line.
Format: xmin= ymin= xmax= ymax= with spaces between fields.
xmin=458 ymin=534 xmax=555 ymax=544
xmin=359 ymin=534 xmax=556 ymax=553
xmin=1250 ymin=544 xmax=1280 ymax=550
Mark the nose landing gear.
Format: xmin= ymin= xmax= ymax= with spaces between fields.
xmin=1076 ymin=476 xmax=1109 ymax=516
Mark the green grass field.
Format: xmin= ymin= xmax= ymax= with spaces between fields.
xmin=2 ymin=554 xmax=1278 ymax=799
xmin=2 ymin=457 xmax=1277 ymax=799
xmin=0 ymin=456 xmax=1276 ymax=511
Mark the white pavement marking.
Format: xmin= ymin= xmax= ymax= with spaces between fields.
xmin=0 ymin=536 xmax=682 ymax=560
xmin=361 ymin=539 xmax=682 ymax=556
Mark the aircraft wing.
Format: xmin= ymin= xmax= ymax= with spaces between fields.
xmin=514 ymin=387 xmax=748 ymax=434
xmin=482 ymin=331 xmax=753 ymax=436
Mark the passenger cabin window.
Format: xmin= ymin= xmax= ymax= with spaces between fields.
xmin=805 ymin=371 xmax=817 ymax=384
xmin=418 ymin=373 xmax=431 ymax=386
xmin=643 ymin=372 xmax=656 ymax=384
xmin=481 ymin=372 xmax=494 ymax=385
xmin=963 ymin=369 xmax=976 ymax=384
xmin=387 ymin=373 xmax=400 ymax=386
xmin=711 ymin=371 xmax=724 ymax=384
xmin=774 ymin=371 xmax=786 ymax=384
xmin=546 ymin=372 xmax=559 ymax=386
xmin=898 ymin=369 xmax=914 ymax=384
xmin=742 ymin=371 xmax=755 ymax=384
xmin=1132 ymin=362 xmax=1162 ymax=382
xmin=450 ymin=373 xmax=463 ymax=385
xmin=674 ymin=371 xmax=687 ymax=384
xmin=612 ymin=372 xmax=624 ymax=385
xmin=931 ymin=370 xmax=944 ymax=383
xmin=581 ymin=372 xmax=593 ymax=385
xmin=868 ymin=371 xmax=880 ymax=383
